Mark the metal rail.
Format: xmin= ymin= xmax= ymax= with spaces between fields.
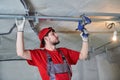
xmin=0 ymin=14 xmax=83 ymax=21
xmin=0 ymin=14 xmax=120 ymax=22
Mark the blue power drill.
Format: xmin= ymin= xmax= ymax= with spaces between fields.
xmin=76 ymin=15 xmax=91 ymax=37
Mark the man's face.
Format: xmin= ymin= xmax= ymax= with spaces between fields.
xmin=46 ymin=30 xmax=60 ymax=45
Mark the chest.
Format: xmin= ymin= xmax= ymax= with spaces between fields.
xmin=46 ymin=51 xmax=64 ymax=64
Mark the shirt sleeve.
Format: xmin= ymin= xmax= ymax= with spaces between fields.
xmin=60 ymin=48 xmax=80 ymax=65
xmin=26 ymin=50 xmax=38 ymax=66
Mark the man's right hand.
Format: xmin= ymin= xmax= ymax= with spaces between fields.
xmin=80 ymin=29 xmax=89 ymax=42
xmin=15 ymin=17 xmax=25 ymax=32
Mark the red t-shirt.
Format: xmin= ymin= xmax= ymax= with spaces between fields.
xmin=27 ymin=47 xmax=80 ymax=80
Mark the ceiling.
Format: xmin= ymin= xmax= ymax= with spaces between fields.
xmin=0 ymin=0 xmax=120 ymax=61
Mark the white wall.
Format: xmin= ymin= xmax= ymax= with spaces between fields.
xmin=0 ymin=61 xmax=41 ymax=80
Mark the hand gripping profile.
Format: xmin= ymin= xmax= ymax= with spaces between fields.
xmin=15 ymin=17 xmax=26 ymax=32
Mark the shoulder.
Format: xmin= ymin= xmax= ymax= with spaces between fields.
xmin=29 ymin=48 xmax=45 ymax=54
xmin=58 ymin=47 xmax=72 ymax=54
xmin=58 ymin=47 xmax=79 ymax=54
xmin=59 ymin=47 xmax=73 ymax=51
xmin=58 ymin=47 xmax=67 ymax=51
xmin=29 ymin=48 xmax=47 ymax=58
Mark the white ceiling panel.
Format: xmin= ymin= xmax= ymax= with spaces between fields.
xmin=0 ymin=0 xmax=120 ymax=60
xmin=0 ymin=0 xmax=26 ymax=14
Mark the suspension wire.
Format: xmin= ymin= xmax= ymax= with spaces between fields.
xmin=0 ymin=59 xmax=26 ymax=62
xmin=0 ymin=23 xmax=16 ymax=35
xmin=20 ymin=0 xmax=29 ymax=12
xmin=20 ymin=0 xmax=38 ymax=35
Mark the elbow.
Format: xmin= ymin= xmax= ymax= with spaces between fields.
xmin=17 ymin=53 xmax=22 ymax=57
xmin=79 ymin=52 xmax=88 ymax=60
xmin=16 ymin=50 xmax=24 ymax=57
xmin=16 ymin=46 xmax=24 ymax=57
xmin=82 ymin=55 xmax=88 ymax=60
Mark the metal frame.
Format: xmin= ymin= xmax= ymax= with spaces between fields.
xmin=0 ymin=13 xmax=120 ymax=22
xmin=0 ymin=14 xmax=83 ymax=21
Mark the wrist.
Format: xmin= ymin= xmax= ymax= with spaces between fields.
xmin=83 ymin=40 xmax=88 ymax=42
xmin=81 ymin=36 xmax=88 ymax=42
xmin=17 ymin=30 xmax=24 ymax=32
xmin=82 ymin=39 xmax=88 ymax=42
xmin=17 ymin=28 xmax=24 ymax=32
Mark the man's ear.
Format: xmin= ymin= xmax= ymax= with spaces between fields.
xmin=44 ymin=36 xmax=48 ymax=42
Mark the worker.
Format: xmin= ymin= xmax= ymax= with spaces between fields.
xmin=16 ymin=17 xmax=89 ymax=80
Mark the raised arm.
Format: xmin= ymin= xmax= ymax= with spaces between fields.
xmin=16 ymin=17 xmax=31 ymax=60
xmin=79 ymin=29 xmax=89 ymax=60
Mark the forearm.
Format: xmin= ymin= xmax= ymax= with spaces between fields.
xmin=16 ymin=32 xmax=25 ymax=56
xmin=15 ymin=18 xmax=31 ymax=59
xmin=79 ymin=41 xmax=88 ymax=60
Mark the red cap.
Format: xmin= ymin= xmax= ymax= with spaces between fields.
xmin=38 ymin=27 xmax=54 ymax=48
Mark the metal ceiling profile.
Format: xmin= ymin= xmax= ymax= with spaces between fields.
xmin=0 ymin=13 xmax=120 ymax=22
xmin=0 ymin=14 xmax=84 ymax=21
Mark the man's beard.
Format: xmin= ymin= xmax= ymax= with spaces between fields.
xmin=53 ymin=40 xmax=60 ymax=45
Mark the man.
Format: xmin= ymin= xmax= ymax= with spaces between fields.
xmin=16 ymin=18 xmax=88 ymax=80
